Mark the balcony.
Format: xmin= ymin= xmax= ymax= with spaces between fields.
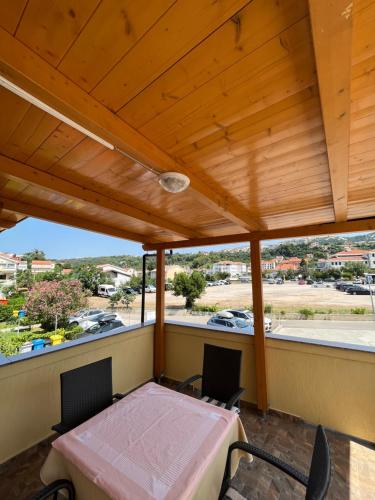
xmin=0 ymin=322 xmax=374 ymax=498
xmin=0 ymin=0 xmax=374 ymax=498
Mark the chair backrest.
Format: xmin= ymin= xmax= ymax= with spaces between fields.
xmin=60 ymin=357 xmax=113 ymax=429
xmin=201 ymin=344 xmax=242 ymax=403
xmin=306 ymin=425 xmax=331 ymax=500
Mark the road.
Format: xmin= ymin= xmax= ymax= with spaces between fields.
xmin=274 ymin=320 xmax=375 ymax=347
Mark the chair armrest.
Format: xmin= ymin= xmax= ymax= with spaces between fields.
xmin=223 ymin=441 xmax=308 ymax=490
xmin=113 ymin=392 xmax=126 ymax=400
xmin=51 ymin=422 xmax=71 ymax=435
xmin=30 ymin=479 xmax=75 ymax=500
xmin=225 ymin=387 xmax=245 ymax=410
xmin=176 ymin=374 xmax=202 ymax=392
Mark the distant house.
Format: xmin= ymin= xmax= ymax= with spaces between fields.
xmin=275 ymin=257 xmax=302 ymax=271
xmin=62 ymin=268 xmax=73 ymax=275
xmin=211 ymin=261 xmax=247 ymax=276
xmin=150 ymin=264 xmax=189 ymax=281
xmin=31 ymin=260 xmax=55 ymax=274
xmin=317 ymin=249 xmax=375 ymax=269
xmin=97 ymin=264 xmax=135 ymax=287
xmin=261 ymin=257 xmax=301 ymax=272
xmin=0 ymin=254 xmax=27 ymax=283
xmin=261 ymin=259 xmax=277 ymax=271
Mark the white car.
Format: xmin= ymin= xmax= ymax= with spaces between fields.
xmin=145 ymin=285 xmax=156 ymax=293
xmin=221 ymin=309 xmax=272 ymax=333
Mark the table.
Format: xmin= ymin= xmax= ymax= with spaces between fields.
xmin=41 ymin=382 xmax=250 ymax=499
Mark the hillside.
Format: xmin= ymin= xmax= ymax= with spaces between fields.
xmin=58 ymin=232 xmax=375 ymax=269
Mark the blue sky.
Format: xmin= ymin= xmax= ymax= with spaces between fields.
xmin=0 ymin=218 xmax=370 ymax=260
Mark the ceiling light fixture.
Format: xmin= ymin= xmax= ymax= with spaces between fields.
xmin=158 ymin=172 xmax=190 ymax=193
xmin=0 ymin=76 xmax=190 ymax=193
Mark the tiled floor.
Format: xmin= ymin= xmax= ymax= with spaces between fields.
xmin=0 ymin=388 xmax=374 ymax=499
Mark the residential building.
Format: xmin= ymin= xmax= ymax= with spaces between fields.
xmin=261 ymin=259 xmax=277 ymax=271
xmin=150 ymin=264 xmax=189 ymax=281
xmin=0 ymin=254 xmax=27 ymax=284
xmin=97 ymin=264 xmax=135 ymax=287
xmin=276 ymin=257 xmax=302 ymax=271
xmin=31 ymin=260 xmax=55 ymax=274
xmin=317 ymin=249 xmax=375 ymax=269
xmin=211 ymin=261 xmax=247 ymax=276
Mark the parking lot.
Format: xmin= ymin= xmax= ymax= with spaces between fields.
xmin=90 ymin=282 xmax=375 ymax=311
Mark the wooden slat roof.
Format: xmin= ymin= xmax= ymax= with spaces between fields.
xmin=0 ymin=0 xmax=373 ymax=245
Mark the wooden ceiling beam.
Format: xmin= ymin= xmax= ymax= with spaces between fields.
xmin=308 ymin=0 xmax=353 ymax=222
xmin=0 ymin=27 xmax=263 ymax=232
xmin=0 ymin=197 xmax=161 ymax=244
xmin=143 ymin=217 xmax=375 ymax=251
xmin=0 ymin=154 xmax=200 ymax=239
xmin=0 ymin=218 xmax=16 ymax=229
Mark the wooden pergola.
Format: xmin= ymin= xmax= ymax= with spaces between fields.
xmin=0 ymin=0 xmax=374 ymax=410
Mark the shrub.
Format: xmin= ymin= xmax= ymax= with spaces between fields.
xmin=25 ymin=280 xmax=87 ymax=330
xmin=280 ymin=310 xmax=286 ymax=316
xmin=64 ymin=325 xmax=84 ymax=340
xmin=351 ymin=307 xmax=367 ymax=315
xmin=264 ymin=304 xmax=273 ymax=314
xmin=298 ymin=308 xmax=314 ymax=319
xmin=192 ymin=304 xmax=219 ymax=313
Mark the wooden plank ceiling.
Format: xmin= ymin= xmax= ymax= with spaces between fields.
xmin=0 ymin=0 xmax=373 ymax=245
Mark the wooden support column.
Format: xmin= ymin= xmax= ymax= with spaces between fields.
xmin=154 ymin=249 xmax=165 ymax=380
xmin=250 ymin=240 xmax=268 ymax=412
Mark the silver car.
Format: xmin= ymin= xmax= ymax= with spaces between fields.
xmin=68 ymin=309 xmax=106 ymax=327
xmin=223 ymin=309 xmax=272 ymax=333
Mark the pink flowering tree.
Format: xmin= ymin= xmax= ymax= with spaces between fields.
xmin=25 ymin=280 xmax=87 ymax=330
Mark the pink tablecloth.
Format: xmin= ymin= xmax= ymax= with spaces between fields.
xmin=41 ymin=382 xmax=249 ymax=500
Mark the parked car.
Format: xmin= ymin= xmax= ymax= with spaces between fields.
xmin=222 ymin=309 xmax=272 ymax=333
xmin=68 ymin=309 xmax=106 ymax=326
xmin=298 ymin=279 xmax=306 ymax=285
xmin=312 ymin=282 xmax=330 ymax=288
xmin=266 ymin=279 xmax=275 ymax=284
xmin=346 ymin=285 xmax=371 ymax=295
xmin=123 ymin=287 xmax=136 ymax=295
xmin=145 ymin=285 xmax=156 ymax=293
xmin=276 ymin=278 xmax=284 ymax=284
xmin=98 ymin=284 xmax=117 ymax=297
xmin=207 ymin=312 xmax=254 ymax=334
xmin=78 ymin=317 xmax=125 ymax=338
xmin=337 ymin=282 xmax=353 ymax=292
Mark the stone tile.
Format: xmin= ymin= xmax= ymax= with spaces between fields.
xmin=0 ymin=383 xmax=374 ymax=499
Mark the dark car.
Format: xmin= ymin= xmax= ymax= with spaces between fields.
xmin=79 ymin=318 xmax=125 ymax=338
xmin=123 ymin=287 xmax=136 ymax=294
xmin=338 ymin=282 xmax=353 ymax=292
xmin=346 ymin=285 xmax=371 ymax=295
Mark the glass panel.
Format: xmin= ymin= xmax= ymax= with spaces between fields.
xmin=261 ymin=232 xmax=375 ymax=348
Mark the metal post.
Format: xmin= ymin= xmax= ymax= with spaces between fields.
xmin=366 ymin=275 xmax=375 ymax=314
xmin=141 ymin=254 xmax=146 ymax=323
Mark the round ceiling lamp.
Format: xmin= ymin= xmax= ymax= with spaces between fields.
xmin=158 ymin=172 xmax=190 ymax=193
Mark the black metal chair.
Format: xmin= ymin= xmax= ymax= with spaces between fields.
xmin=220 ymin=425 xmax=331 ymax=500
xmin=52 ymin=357 xmax=124 ymax=435
xmin=30 ymin=479 xmax=75 ymax=499
xmin=176 ymin=344 xmax=244 ymax=412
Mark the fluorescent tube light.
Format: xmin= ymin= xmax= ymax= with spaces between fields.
xmin=0 ymin=76 xmax=114 ymax=150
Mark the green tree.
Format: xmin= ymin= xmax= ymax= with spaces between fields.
xmin=342 ymin=262 xmax=369 ymax=278
xmin=15 ymin=270 xmax=34 ymax=289
xmin=23 ymin=249 xmax=46 ymax=268
xmin=129 ymin=275 xmax=142 ymax=288
xmin=73 ymin=265 xmax=108 ymax=295
xmin=172 ymin=271 xmax=206 ymax=309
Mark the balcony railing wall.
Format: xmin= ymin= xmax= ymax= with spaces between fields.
xmin=0 ymin=324 xmax=154 ymax=464
xmin=165 ymin=322 xmax=375 ymax=443
xmin=0 ymin=321 xmax=374 ymax=465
